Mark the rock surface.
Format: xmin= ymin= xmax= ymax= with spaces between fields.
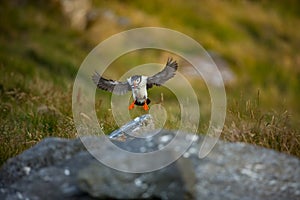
xmin=56 ymin=0 xmax=93 ymax=30
xmin=0 ymin=115 xmax=299 ymax=200
xmin=109 ymin=114 xmax=155 ymax=140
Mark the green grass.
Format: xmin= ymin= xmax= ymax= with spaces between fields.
xmin=0 ymin=0 xmax=300 ymax=165
xmin=0 ymin=1 xmax=85 ymax=163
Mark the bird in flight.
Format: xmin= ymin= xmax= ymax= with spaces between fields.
xmin=92 ymin=58 xmax=178 ymax=111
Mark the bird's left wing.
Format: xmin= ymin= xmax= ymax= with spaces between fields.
xmin=147 ymin=57 xmax=178 ymax=89
xmin=92 ymin=72 xmax=131 ymax=95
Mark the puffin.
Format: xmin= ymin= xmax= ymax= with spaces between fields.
xmin=92 ymin=58 xmax=178 ymax=110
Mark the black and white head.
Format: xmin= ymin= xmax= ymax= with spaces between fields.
xmin=128 ymin=75 xmax=143 ymax=89
xmin=92 ymin=57 xmax=178 ymax=110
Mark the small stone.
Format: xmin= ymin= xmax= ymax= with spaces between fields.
xmin=147 ymin=141 xmax=154 ymax=148
xmin=188 ymin=147 xmax=198 ymax=154
xmin=185 ymin=134 xmax=198 ymax=142
xmin=23 ymin=166 xmax=31 ymax=175
xmin=158 ymin=144 xmax=164 ymax=150
xmin=139 ymin=146 xmax=146 ymax=153
xmin=159 ymin=134 xmax=172 ymax=143
xmin=142 ymin=192 xmax=150 ymax=198
xmin=64 ymin=169 xmax=70 ymax=176
xmin=134 ymin=178 xmax=142 ymax=187
xmin=183 ymin=152 xmax=190 ymax=158
xmin=16 ymin=192 xmax=23 ymax=199
xmin=269 ymin=180 xmax=277 ymax=186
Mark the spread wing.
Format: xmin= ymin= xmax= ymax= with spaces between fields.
xmin=147 ymin=57 xmax=178 ymax=89
xmin=92 ymin=72 xmax=131 ymax=95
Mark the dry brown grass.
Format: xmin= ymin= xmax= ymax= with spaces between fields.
xmin=222 ymin=95 xmax=300 ymax=157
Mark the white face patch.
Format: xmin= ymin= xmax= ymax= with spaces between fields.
xmin=127 ymin=78 xmax=133 ymax=87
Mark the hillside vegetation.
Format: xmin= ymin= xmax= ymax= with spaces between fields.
xmin=0 ymin=0 xmax=299 ymax=164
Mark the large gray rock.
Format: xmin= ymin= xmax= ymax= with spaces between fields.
xmin=0 ymin=115 xmax=299 ymax=199
xmin=77 ymin=157 xmax=194 ymax=199
xmin=0 ymin=134 xmax=195 ymax=200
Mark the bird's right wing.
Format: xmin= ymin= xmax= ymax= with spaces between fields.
xmin=92 ymin=72 xmax=131 ymax=95
xmin=147 ymin=57 xmax=178 ymax=89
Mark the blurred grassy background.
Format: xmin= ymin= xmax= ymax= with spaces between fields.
xmin=0 ymin=0 xmax=299 ymax=164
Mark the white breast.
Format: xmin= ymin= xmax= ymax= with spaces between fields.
xmin=128 ymin=76 xmax=148 ymax=103
xmin=133 ymin=86 xmax=147 ymax=102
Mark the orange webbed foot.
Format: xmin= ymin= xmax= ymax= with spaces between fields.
xmin=129 ymin=101 xmax=135 ymax=110
xmin=143 ymin=102 xmax=149 ymax=111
